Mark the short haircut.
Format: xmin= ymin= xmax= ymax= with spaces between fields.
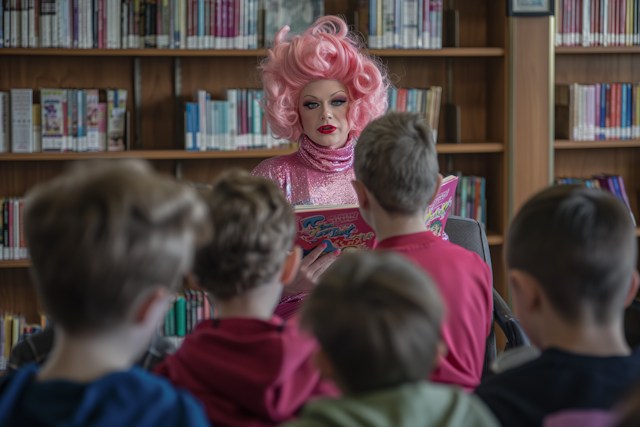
xmin=507 ymin=185 xmax=637 ymax=324
xmin=193 ymin=169 xmax=295 ymax=299
xmin=302 ymin=251 xmax=444 ymax=393
xmin=25 ymin=159 xmax=208 ymax=335
xmin=354 ymin=112 xmax=440 ymax=215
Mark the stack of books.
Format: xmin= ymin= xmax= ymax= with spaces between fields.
xmin=0 ymin=0 xmax=324 ymax=49
xmin=387 ymin=86 xmax=442 ymax=141
xmin=162 ymin=290 xmax=212 ymax=348
xmin=555 ymin=83 xmax=640 ymax=141
xmin=450 ymin=175 xmax=486 ymax=228
xmin=0 ymin=312 xmax=47 ymax=371
xmin=185 ymin=88 xmax=292 ymax=151
xmin=0 ymin=88 xmax=128 ymax=153
xmin=359 ymin=0 xmax=443 ymax=50
xmin=0 ymin=198 xmax=27 ymax=261
xmin=555 ymin=0 xmax=640 ymax=47
xmin=556 ymin=174 xmax=636 ymax=224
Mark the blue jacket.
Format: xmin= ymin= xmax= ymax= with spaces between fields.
xmin=0 ymin=363 xmax=211 ymax=427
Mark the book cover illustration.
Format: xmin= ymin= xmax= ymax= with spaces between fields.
xmin=294 ymin=204 xmax=375 ymax=257
xmin=264 ymin=0 xmax=323 ymax=47
xmin=425 ymin=175 xmax=458 ymax=239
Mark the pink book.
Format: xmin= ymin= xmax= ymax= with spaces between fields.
xmin=8 ymin=199 xmax=12 ymax=259
xmin=595 ymin=83 xmax=601 ymax=140
xmin=425 ymin=175 xmax=458 ymax=239
xmin=294 ymin=205 xmax=376 ymax=256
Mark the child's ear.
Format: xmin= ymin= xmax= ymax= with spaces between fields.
xmin=432 ymin=339 xmax=448 ymax=370
xmin=281 ymin=246 xmax=303 ymax=285
xmin=624 ymin=270 xmax=640 ymax=308
xmin=425 ymin=174 xmax=444 ymax=207
xmin=314 ymin=348 xmax=337 ymax=382
xmin=134 ymin=287 xmax=170 ymax=325
xmin=510 ymin=270 xmax=542 ymax=316
xmin=351 ymin=180 xmax=369 ymax=210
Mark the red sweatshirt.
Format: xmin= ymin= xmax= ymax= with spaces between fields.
xmin=377 ymin=231 xmax=493 ymax=391
xmin=154 ymin=316 xmax=337 ymax=427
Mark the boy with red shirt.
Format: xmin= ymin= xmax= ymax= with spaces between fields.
xmin=352 ymin=112 xmax=493 ymax=390
xmin=155 ymin=170 xmax=336 ymax=427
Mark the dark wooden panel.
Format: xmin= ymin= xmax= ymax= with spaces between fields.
xmin=140 ymin=57 xmax=175 ymax=150
xmin=512 ymin=17 xmax=552 ymax=214
xmin=0 ymin=269 xmax=41 ymax=325
xmin=556 ymin=54 xmax=640 ymax=84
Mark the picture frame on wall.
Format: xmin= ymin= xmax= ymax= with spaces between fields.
xmin=507 ymin=0 xmax=554 ymax=16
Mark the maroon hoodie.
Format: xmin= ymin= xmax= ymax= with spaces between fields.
xmin=154 ymin=316 xmax=338 ymax=427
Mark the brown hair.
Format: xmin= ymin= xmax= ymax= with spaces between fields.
xmin=24 ymin=159 xmax=208 ymax=335
xmin=302 ymin=251 xmax=444 ymax=393
xmin=507 ymin=185 xmax=637 ymax=324
xmin=354 ymin=112 xmax=440 ymax=215
xmin=193 ymin=169 xmax=295 ymax=299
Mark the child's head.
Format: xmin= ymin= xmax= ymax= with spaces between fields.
xmin=353 ymin=112 xmax=442 ymax=221
xmin=302 ymin=251 xmax=444 ymax=394
xmin=25 ymin=159 xmax=208 ymax=341
xmin=194 ymin=169 xmax=299 ymax=303
xmin=507 ymin=185 xmax=639 ymax=346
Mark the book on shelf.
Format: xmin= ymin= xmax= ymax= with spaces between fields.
xmin=555 ymin=0 xmax=640 ymax=47
xmin=387 ymin=86 xmax=442 ymax=142
xmin=0 ymin=198 xmax=27 ymax=261
xmin=0 ymin=88 xmax=127 ymax=153
xmin=184 ymin=88 xmax=293 ymax=151
xmin=161 ymin=289 xmax=212 ymax=348
xmin=294 ymin=175 xmax=458 ymax=256
xmin=556 ymin=83 xmax=640 ymax=141
xmin=0 ymin=311 xmax=48 ymax=371
xmin=555 ymin=174 xmax=636 ymax=225
xmin=0 ymin=0 xmax=325 ymax=49
xmin=450 ymin=174 xmax=487 ymax=228
xmin=360 ymin=0 xmax=442 ymax=50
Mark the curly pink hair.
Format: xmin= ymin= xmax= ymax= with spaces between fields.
xmin=260 ymin=16 xmax=389 ymax=143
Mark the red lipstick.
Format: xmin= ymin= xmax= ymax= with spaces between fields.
xmin=317 ymin=125 xmax=336 ymax=134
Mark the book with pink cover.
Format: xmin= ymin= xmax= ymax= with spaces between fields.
xmin=294 ymin=175 xmax=459 ymax=254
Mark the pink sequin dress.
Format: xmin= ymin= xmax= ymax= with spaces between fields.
xmin=252 ymin=133 xmax=358 ymax=207
xmin=252 ymin=133 xmax=358 ymax=320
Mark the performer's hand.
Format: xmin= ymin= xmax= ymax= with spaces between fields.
xmin=282 ymin=244 xmax=340 ymax=296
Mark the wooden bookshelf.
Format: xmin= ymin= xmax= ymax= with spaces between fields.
xmin=0 ymin=0 xmax=511 ymax=331
xmin=0 ymin=47 xmax=505 ymax=57
xmin=555 ymin=140 xmax=640 ymax=149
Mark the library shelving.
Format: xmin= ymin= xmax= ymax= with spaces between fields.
xmin=0 ymin=0 xmax=510 ymax=333
xmin=554 ymin=41 xmax=640 ymax=267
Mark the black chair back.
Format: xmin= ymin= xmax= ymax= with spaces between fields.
xmin=444 ymin=215 xmax=529 ymax=377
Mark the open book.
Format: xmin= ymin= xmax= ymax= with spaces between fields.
xmin=294 ymin=176 xmax=459 ymax=255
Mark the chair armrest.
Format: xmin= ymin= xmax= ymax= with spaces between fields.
xmin=493 ymin=289 xmax=530 ymax=349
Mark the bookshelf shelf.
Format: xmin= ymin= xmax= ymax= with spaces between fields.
xmin=554 ymin=140 xmax=640 ymax=149
xmin=0 ymin=143 xmax=504 ymax=161
xmin=0 ymin=260 xmax=31 ymax=269
xmin=0 ymin=47 xmax=505 ymax=58
xmin=555 ymin=46 xmax=640 ymax=54
xmin=485 ymin=231 xmax=504 ymax=246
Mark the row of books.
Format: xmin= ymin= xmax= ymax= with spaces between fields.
xmin=555 ymin=83 xmax=640 ymax=141
xmin=0 ymin=0 xmax=324 ymax=49
xmin=555 ymin=0 xmax=640 ymax=47
xmin=387 ymin=86 xmax=441 ymax=142
xmin=449 ymin=175 xmax=486 ymax=228
xmin=555 ymin=174 xmax=636 ymax=224
xmin=185 ymin=88 xmax=289 ymax=151
xmin=0 ymin=312 xmax=46 ymax=370
xmin=0 ymin=88 xmax=128 ymax=153
xmin=358 ymin=0 xmax=443 ymax=49
xmin=0 ymin=198 xmax=27 ymax=261
xmin=163 ymin=290 xmax=213 ymax=339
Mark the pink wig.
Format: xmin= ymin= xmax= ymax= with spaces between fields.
xmin=260 ymin=16 xmax=389 ymax=142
